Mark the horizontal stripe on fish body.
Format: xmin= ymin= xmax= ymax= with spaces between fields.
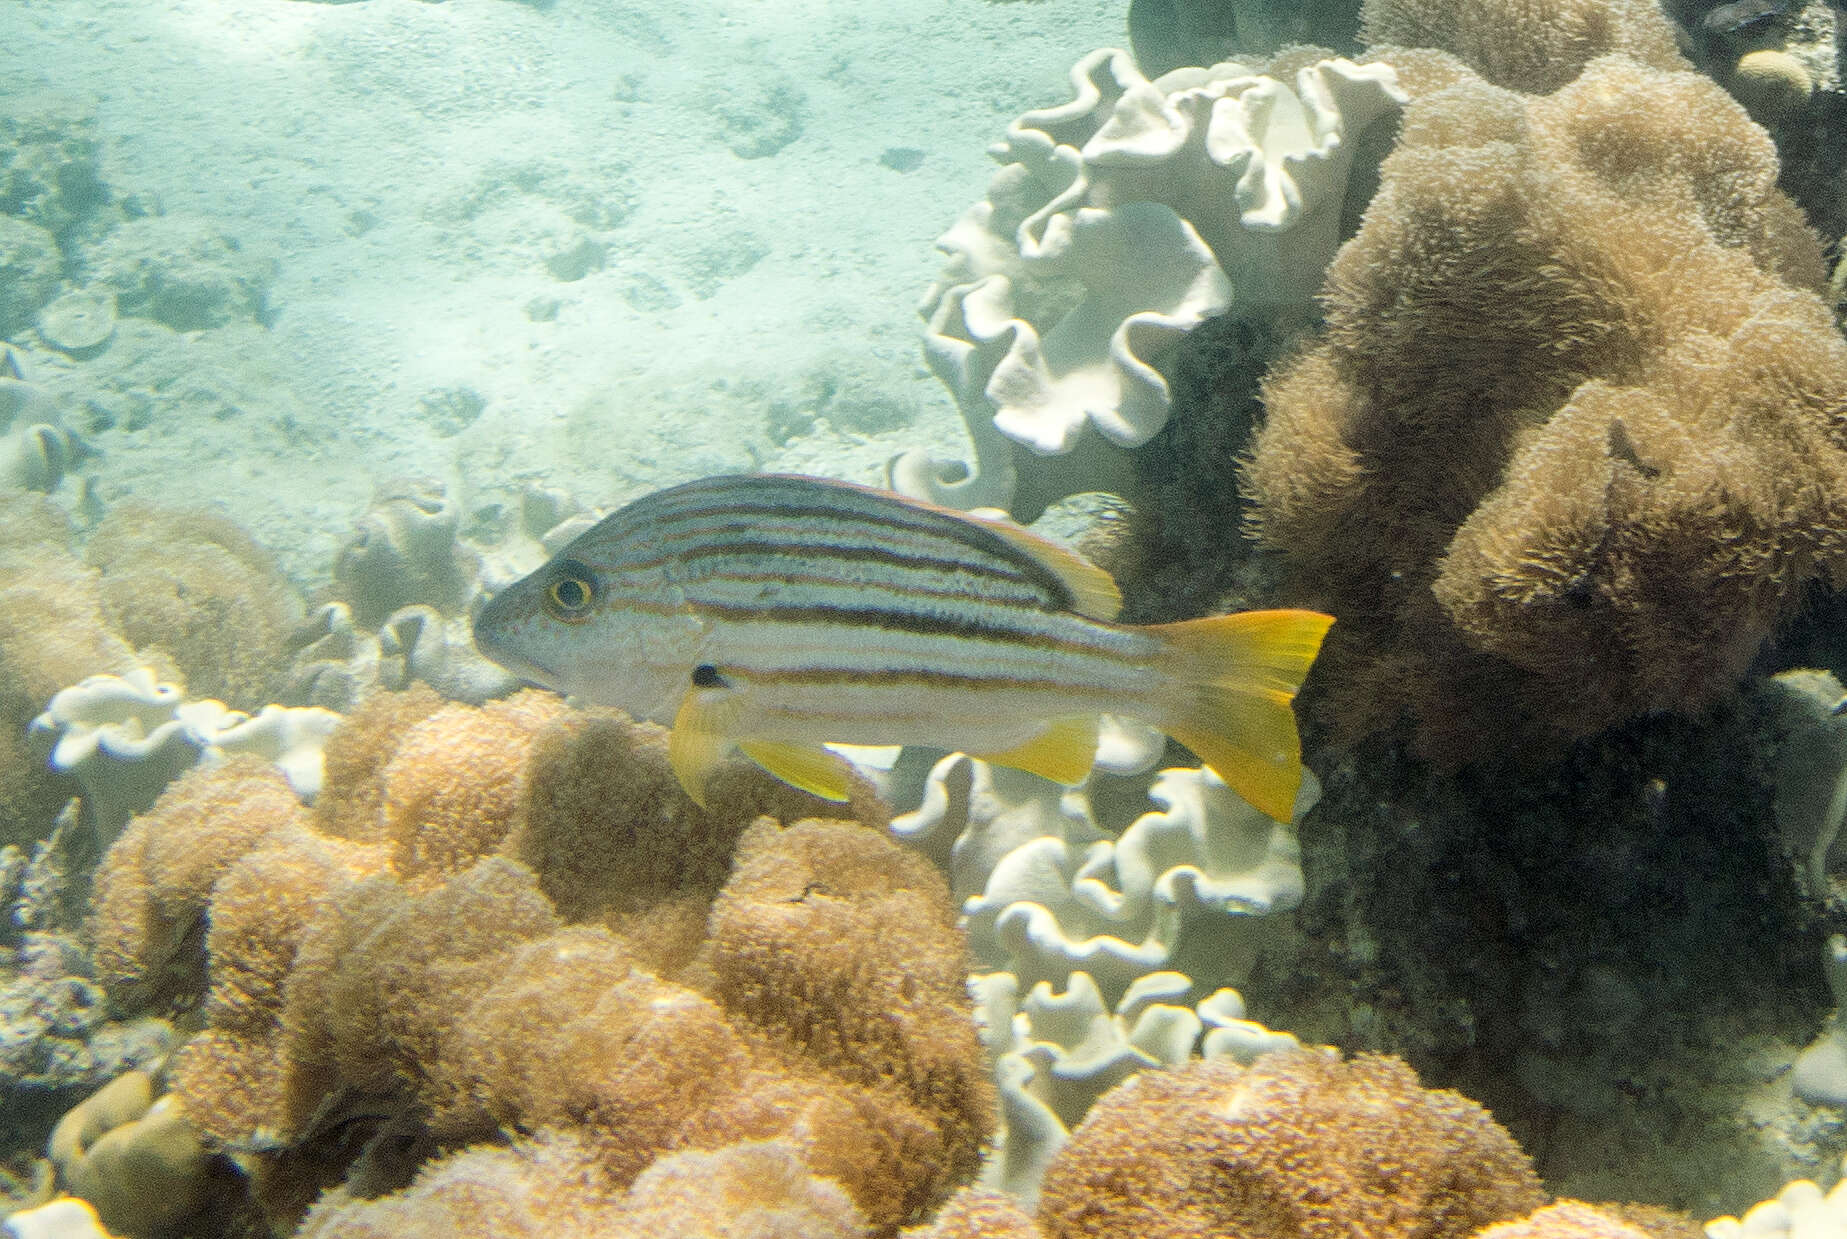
xmin=685 ymin=611 xmax=1160 ymax=686
xmin=581 ymin=475 xmax=1088 ymax=612
xmin=644 ymin=545 xmax=1069 ymax=612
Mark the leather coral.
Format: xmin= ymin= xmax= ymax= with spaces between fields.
xmin=1242 ymin=53 xmax=1847 ymax=760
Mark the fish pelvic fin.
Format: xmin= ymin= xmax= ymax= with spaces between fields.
xmin=737 ymin=739 xmax=854 ymax=802
xmin=972 ymin=715 xmax=1101 ymax=787
xmin=1147 ymin=609 xmax=1335 ymax=822
xmin=669 ymin=688 xmax=740 ymax=809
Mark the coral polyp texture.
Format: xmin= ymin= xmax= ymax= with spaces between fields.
xmin=1360 ymin=0 xmax=1683 ymax=92
xmin=901 ymin=1049 xmax=1698 ymax=1239
xmin=85 ymin=505 xmax=304 ymax=712
xmin=80 ymin=693 xmax=982 ymax=1234
xmin=892 ymin=47 xmax=1404 ymax=517
xmin=1241 ymin=53 xmax=1847 ymax=759
xmin=0 ymin=493 xmax=133 ymax=847
xmin=1038 ymin=1050 xmax=1547 ymax=1238
xmin=293 ymin=1136 xmax=872 ymax=1239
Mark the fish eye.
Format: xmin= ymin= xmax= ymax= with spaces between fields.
xmin=543 ymin=560 xmax=599 ymax=621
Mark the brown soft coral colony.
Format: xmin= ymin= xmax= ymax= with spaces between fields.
xmin=1243 ymin=54 xmax=1847 ymax=759
xmin=149 ymin=695 xmax=986 ymax=1236
xmin=1036 ymin=1050 xmax=1547 ymax=1239
xmin=0 ymin=493 xmax=134 ymax=845
xmin=86 ymin=504 xmax=303 ymax=710
xmin=89 ymin=756 xmax=314 ymax=1010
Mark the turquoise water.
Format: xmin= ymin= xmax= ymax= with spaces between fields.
xmin=3 ymin=0 xmax=1847 ymax=1233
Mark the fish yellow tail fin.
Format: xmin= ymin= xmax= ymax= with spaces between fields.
xmin=1148 ymin=609 xmax=1335 ymax=822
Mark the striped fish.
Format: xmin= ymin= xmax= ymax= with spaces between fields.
xmin=471 ymin=474 xmax=1333 ymax=821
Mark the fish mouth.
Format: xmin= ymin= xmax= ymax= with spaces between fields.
xmin=470 ymin=595 xmax=558 ymax=688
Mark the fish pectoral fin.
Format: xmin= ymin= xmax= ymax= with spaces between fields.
xmin=736 ymin=739 xmax=855 ymax=803
xmin=972 ymin=715 xmax=1100 ymax=787
xmin=669 ymin=689 xmax=743 ymax=810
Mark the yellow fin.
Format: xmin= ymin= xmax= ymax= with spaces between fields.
xmin=973 ymin=715 xmax=1100 ymax=786
xmin=977 ymin=518 xmax=1122 ymax=620
xmin=1147 ymin=609 xmax=1335 ymax=822
xmin=738 ymin=739 xmax=854 ymax=802
xmin=669 ymin=689 xmax=740 ymax=809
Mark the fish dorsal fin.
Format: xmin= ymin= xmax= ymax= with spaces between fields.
xmin=976 ymin=517 xmax=1122 ymax=620
xmin=973 ymin=715 xmax=1100 ymax=787
xmin=670 ymin=688 xmax=742 ymax=809
xmin=738 ymin=740 xmax=854 ymax=802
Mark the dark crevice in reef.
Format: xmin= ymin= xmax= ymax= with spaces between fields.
xmin=1246 ymin=692 xmax=1832 ymax=1209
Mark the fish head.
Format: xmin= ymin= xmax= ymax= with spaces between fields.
xmin=471 ymin=541 xmax=706 ymax=724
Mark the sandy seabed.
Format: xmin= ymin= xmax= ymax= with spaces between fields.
xmin=5 ymin=0 xmax=1120 ymax=580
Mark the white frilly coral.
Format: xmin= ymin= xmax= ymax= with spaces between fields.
xmin=29 ymin=668 xmax=339 ymax=842
xmin=884 ymin=748 xmax=1311 ymax=1202
xmin=1706 ymin=1158 xmax=1847 ymax=1238
xmin=893 ymin=48 xmax=1405 ymax=514
xmin=974 ymin=968 xmax=1301 ymax=1203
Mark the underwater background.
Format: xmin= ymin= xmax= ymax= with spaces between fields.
xmin=5 ymin=0 xmax=1847 ymax=1234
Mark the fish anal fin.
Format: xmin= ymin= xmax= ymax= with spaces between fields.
xmin=973 ymin=715 xmax=1100 ymax=787
xmin=977 ymin=518 xmax=1123 ymax=621
xmin=669 ymin=689 xmax=741 ymax=809
xmin=737 ymin=739 xmax=854 ymax=803
xmin=1148 ymin=609 xmax=1335 ymax=822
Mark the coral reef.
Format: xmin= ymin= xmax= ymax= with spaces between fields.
xmin=1242 ymin=53 xmax=1847 ymax=758
xmin=1763 ymin=669 xmax=1847 ymax=901
xmin=1791 ymin=935 xmax=1847 ymax=1106
xmin=0 ymin=930 xmax=174 ymax=1160
xmin=332 ymin=481 xmax=479 ymax=629
xmin=1726 ymin=50 xmax=1815 ymax=125
xmin=0 ymin=493 xmax=133 ymax=849
xmin=892 ymin=47 xmax=1403 ymax=517
xmin=1 ymin=1198 xmax=121 ymax=1239
xmin=376 ymin=692 xmax=567 ymax=886
xmin=88 ymin=757 xmax=312 ymax=1011
xmin=46 ymin=1070 xmax=216 ymax=1237
xmin=308 ymin=685 xmax=446 ymax=842
xmin=375 ymin=605 xmax=517 ymax=705
xmin=86 ymin=506 xmax=303 ymax=712
xmin=883 ymin=751 xmax=1308 ymax=1199
xmin=0 ymin=350 xmax=90 ymax=495
xmin=294 ymin=1136 xmax=869 ymax=1239
xmin=973 ymin=969 xmax=1301 ymax=1200
xmin=1360 ymin=0 xmax=1682 ymax=91
xmin=107 ymin=698 xmax=978 ymax=1233
xmin=1286 ymin=699 xmax=1830 ymax=1212
xmin=902 ymin=1186 xmax=1040 ymax=1238
xmin=279 ymin=602 xmax=383 ymax=713
xmin=30 ymin=669 xmax=339 ymax=844
xmin=1037 ymin=1049 xmax=1547 ymax=1238
xmin=1473 ymin=1202 xmax=1704 ymax=1238
xmin=506 ymin=709 xmax=887 ymax=970
xmin=1705 ymin=1159 xmax=1847 ymax=1237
